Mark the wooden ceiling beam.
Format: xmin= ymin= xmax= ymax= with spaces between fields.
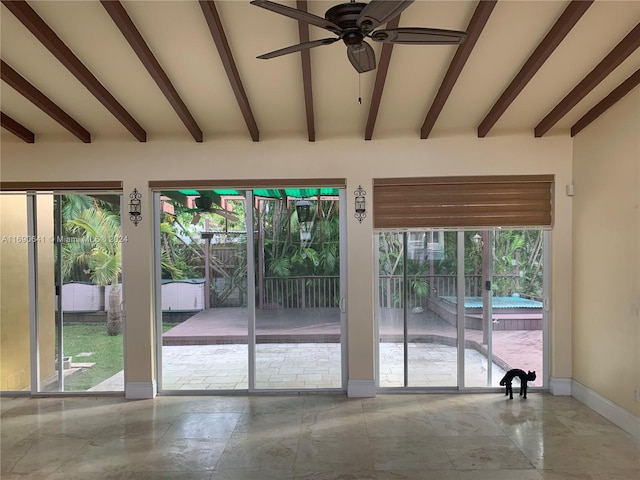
xmin=365 ymin=14 xmax=401 ymax=141
xmin=420 ymin=0 xmax=497 ymax=139
xmin=101 ymin=0 xmax=203 ymax=142
xmin=535 ymin=22 xmax=640 ymax=137
xmin=1 ymin=59 xmax=90 ymax=142
xmin=1 ymin=111 xmax=35 ymax=143
xmin=296 ymin=0 xmax=315 ymax=142
xmin=199 ymin=1 xmax=259 ymax=142
xmin=2 ymin=0 xmax=146 ymax=141
xmin=571 ymin=68 xmax=640 ymax=137
xmin=478 ymin=0 xmax=593 ymax=138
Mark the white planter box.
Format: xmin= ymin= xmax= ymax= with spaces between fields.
xmin=62 ymin=283 xmax=104 ymax=311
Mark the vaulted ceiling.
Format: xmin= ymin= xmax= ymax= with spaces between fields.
xmin=1 ymin=0 xmax=639 ymax=144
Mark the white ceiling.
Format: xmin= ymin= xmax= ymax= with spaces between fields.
xmin=1 ymin=0 xmax=639 ymax=143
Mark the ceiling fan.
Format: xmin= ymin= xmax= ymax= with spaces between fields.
xmin=188 ymin=195 xmax=240 ymax=225
xmin=251 ymin=0 xmax=467 ymax=73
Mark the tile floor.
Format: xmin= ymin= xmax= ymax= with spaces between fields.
xmin=1 ymin=392 xmax=638 ymax=479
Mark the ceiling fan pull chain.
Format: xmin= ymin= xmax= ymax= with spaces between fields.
xmin=358 ymin=73 xmax=362 ymax=105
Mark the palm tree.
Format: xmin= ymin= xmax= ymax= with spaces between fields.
xmin=62 ymin=198 xmax=123 ymax=335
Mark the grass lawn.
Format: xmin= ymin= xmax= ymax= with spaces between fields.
xmin=62 ymin=323 xmax=123 ymax=391
xmin=61 ymin=322 xmax=180 ymax=391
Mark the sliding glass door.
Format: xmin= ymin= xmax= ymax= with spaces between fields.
xmin=253 ymin=190 xmax=344 ymax=390
xmin=463 ymin=229 xmax=545 ymax=389
xmin=157 ymin=190 xmax=249 ymax=391
xmin=377 ymin=230 xmax=459 ymax=387
xmin=0 ymin=192 xmax=125 ymax=394
xmin=377 ymin=228 xmax=547 ymax=391
xmin=41 ymin=193 xmax=125 ymax=393
xmin=156 ymin=187 xmax=346 ymax=393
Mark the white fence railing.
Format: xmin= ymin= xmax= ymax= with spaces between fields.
xmin=64 ymin=274 xmax=537 ymax=312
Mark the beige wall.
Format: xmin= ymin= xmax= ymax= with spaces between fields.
xmin=572 ymin=90 xmax=640 ymax=416
xmin=1 ymin=132 xmax=573 ymax=388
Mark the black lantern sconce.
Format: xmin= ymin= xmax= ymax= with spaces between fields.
xmin=295 ymin=200 xmax=312 ymax=244
xmin=295 ymin=200 xmax=312 ymax=223
xmin=472 ymin=233 xmax=483 ymax=247
xmin=129 ymin=188 xmax=142 ymax=227
xmin=354 ymin=185 xmax=366 ymax=223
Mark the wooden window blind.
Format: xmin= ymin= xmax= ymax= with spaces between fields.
xmin=0 ymin=181 xmax=122 ymax=192
xmin=373 ymin=175 xmax=554 ymax=229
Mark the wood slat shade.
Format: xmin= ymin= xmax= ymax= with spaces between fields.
xmin=373 ymin=175 xmax=554 ymax=229
xmin=0 ymin=181 xmax=122 ymax=192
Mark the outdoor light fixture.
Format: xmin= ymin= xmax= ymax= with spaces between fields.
xmin=129 ymin=188 xmax=142 ymax=226
xmin=472 ymin=233 xmax=483 ymax=247
xmin=295 ymin=200 xmax=312 ymax=244
xmin=354 ymin=185 xmax=366 ymax=223
xmin=295 ymin=200 xmax=312 ymax=223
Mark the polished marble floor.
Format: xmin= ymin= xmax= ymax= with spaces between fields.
xmin=1 ymin=392 xmax=638 ymax=479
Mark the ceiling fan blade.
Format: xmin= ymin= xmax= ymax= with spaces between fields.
xmin=191 ymin=212 xmax=201 ymax=225
xmin=212 ymin=209 xmax=240 ymax=223
xmin=251 ymin=0 xmax=342 ymax=34
xmin=371 ymin=27 xmax=467 ymax=45
xmin=257 ymin=37 xmax=339 ymax=59
xmin=357 ymin=0 xmax=414 ymax=33
xmin=347 ymin=42 xmax=376 ymax=73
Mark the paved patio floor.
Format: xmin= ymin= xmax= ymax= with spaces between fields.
xmin=88 ymin=307 xmax=542 ymax=392
xmin=92 ymin=342 xmax=511 ymax=392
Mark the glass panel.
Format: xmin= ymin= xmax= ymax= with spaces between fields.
xmin=378 ymin=230 xmax=458 ymax=387
xmin=491 ymin=229 xmax=544 ymax=389
xmin=38 ymin=193 xmax=125 ymax=392
xmin=159 ymin=192 xmax=248 ymax=391
xmin=377 ymin=231 xmax=405 ymax=387
xmin=0 ymin=193 xmax=32 ymax=392
xmin=464 ymin=229 xmax=544 ymax=389
xmin=254 ymin=192 xmax=342 ymax=389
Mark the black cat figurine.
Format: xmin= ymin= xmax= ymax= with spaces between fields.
xmin=499 ymin=369 xmax=536 ymax=399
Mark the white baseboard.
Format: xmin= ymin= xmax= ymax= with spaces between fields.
xmin=125 ymin=381 xmax=157 ymax=399
xmin=549 ymin=377 xmax=572 ymax=396
xmin=347 ymin=379 xmax=376 ymax=398
xmin=571 ymin=380 xmax=640 ymax=441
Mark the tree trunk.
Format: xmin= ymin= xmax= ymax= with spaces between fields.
xmin=107 ymin=286 xmax=122 ymax=336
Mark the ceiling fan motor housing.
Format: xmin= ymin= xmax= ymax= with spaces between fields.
xmin=195 ymin=196 xmax=213 ymax=211
xmin=325 ymin=2 xmax=368 ymax=44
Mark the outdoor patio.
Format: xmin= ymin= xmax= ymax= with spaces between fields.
xmin=89 ymin=306 xmax=542 ymax=392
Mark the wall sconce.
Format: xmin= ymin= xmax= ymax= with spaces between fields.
xmin=295 ymin=200 xmax=312 ymax=244
xmin=295 ymin=200 xmax=312 ymax=223
xmin=129 ymin=188 xmax=142 ymax=227
xmin=472 ymin=233 xmax=483 ymax=247
xmin=354 ymin=185 xmax=366 ymax=223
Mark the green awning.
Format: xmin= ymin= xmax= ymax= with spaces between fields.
xmin=177 ymin=188 xmax=338 ymax=199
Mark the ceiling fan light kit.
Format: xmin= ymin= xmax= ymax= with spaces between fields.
xmin=251 ymin=0 xmax=467 ymax=73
